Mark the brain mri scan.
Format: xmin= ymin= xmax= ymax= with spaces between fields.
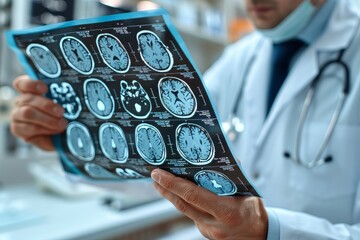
xmin=66 ymin=122 xmax=95 ymax=161
xmin=60 ymin=36 xmax=94 ymax=75
xmin=120 ymin=80 xmax=152 ymax=119
xmin=194 ymin=170 xmax=237 ymax=196
xmin=99 ymin=123 xmax=128 ymax=163
xmin=49 ymin=82 xmax=82 ymax=120
xmin=115 ymin=168 xmax=146 ymax=179
xmin=96 ymin=33 xmax=131 ymax=73
xmin=158 ymin=77 xmax=197 ymax=118
xmin=176 ymin=123 xmax=215 ymax=165
xmin=135 ymin=123 xmax=166 ymax=165
xmin=84 ymin=78 xmax=115 ymax=119
xmin=137 ymin=30 xmax=173 ymax=72
xmin=26 ymin=43 xmax=61 ymax=78
xmin=84 ymin=163 xmax=118 ymax=179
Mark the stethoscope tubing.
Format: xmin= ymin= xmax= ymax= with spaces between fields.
xmin=294 ymin=54 xmax=350 ymax=168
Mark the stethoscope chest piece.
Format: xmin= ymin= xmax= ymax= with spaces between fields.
xmin=222 ymin=114 xmax=245 ymax=142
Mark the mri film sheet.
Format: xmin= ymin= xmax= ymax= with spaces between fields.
xmin=7 ymin=10 xmax=259 ymax=197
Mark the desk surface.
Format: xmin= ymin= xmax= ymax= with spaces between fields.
xmin=0 ymin=185 xmax=180 ymax=240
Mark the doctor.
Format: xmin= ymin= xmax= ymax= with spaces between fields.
xmin=152 ymin=0 xmax=360 ymax=239
xmin=9 ymin=0 xmax=360 ymax=239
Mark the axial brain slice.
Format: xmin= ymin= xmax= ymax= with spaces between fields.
xmin=60 ymin=36 xmax=94 ymax=75
xmin=159 ymin=77 xmax=197 ymax=118
xmin=67 ymin=122 xmax=95 ymax=161
xmin=176 ymin=123 xmax=215 ymax=165
xmin=99 ymin=123 xmax=128 ymax=163
xmin=50 ymin=82 xmax=82 ymax=120
xmin=120 ymin=80 xmax=152 ymax=119
xmin=135 ymin=124 xmax=166 ymax=165
xmin=84 ymin=79 xmax=115 ymax=119
xmin=97 ymin=34 xmax=130 ymax=73
xmin=84 ymin=163 xmax=118 ymax=179
xmin=26 ymin=44 xmax=61 ymax=78
xmin=195 ymin=170 xmax=237 ymax=196
xmin=137 ymin=30 xmax=173 ymax=72
xmin=115 ymin=168 xmax=145 ymax=179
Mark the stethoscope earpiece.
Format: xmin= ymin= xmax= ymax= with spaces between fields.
xmin=283 ymin=151 xmax=333 ymax=168
xmin=283 ymin=151 xmax=291 ymax=159
xmin=324 ymin=156 xmax=333 ymax=163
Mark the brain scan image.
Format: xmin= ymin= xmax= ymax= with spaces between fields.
xmin=120 ymin=80 xmax=152 ymax=119
xmin=137 ymin=30 xmax=173 ymax=72
xmin=84 ymin=163 xmax=118 ymax=179
xmin=176 ymin=123 xmax=215 ymax=165
xmin=135 ymin=123 xmax=166 ymax=165
xmin=60 ymin=36 xmax=94 ymax=75
xmin=194 ymin=170 xmax=237 ymax=196
xmin=66 ymin=122 xmax=95 ymax=161
xmin=49 ymin=82 xmax=82 ymax=120
xmin=96 ymin=33 xmax=131 ymax=73
xmin=84 ymin=78 xmax=115 ymax=119
xmin=99 ymin=123 xmax=128 ymax=163
xmin=158 ymin=77 xmax=197 ymax=118
xmin=115 ymin=168 xmax=146 ymax=179
xmin=26 ymin=43 xmax=61 ymax=78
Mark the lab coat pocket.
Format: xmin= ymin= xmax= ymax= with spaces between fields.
xmin=289 ymin=123 xmax=359 ymax=200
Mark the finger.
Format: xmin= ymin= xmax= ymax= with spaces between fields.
xmin=13 ymin=75 xmax=48 ymax=94
xmin=26 ymin=136 xmax=55 ymax=151
xmin=12 ymin=106 xmax=67 ymax=132
xmin=15 ymin=94 xmax=64 ymax=118
xmin=11 ymin=121 xmax=64 ymax=140
xmin=153 ymin=182 xmax=212 ymax=223
xmin=151 ymin=169 xmax=220 ymax=217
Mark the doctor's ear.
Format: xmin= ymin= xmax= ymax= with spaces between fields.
xmin=310 ymin=0 xmax=326 ymax=7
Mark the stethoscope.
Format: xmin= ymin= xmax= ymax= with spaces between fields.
xmin=284 ymin=49 xmax=349 ymax=168
xmin=223 ymin=37 xmax=353 ymax=169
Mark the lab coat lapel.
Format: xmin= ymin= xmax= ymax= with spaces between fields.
xmin=255 ymin=45 xmax=319 ymax=147
xmin=243 ymin=38 xmax=271 ymax=144
xmin=254 ymin=0 xmax=359 ymax=148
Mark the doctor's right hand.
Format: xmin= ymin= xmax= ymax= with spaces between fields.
xmin=11 ymin=75 xmax=67 ymax=151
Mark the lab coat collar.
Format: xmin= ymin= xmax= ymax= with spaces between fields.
xmin=314 ymin=0 xmax=359 ymax=51
xmin=255 ymin=0 xmax=359 ymax=148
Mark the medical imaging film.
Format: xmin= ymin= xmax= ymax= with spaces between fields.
xmin=7 ymin=10 xmax=259 ymax=196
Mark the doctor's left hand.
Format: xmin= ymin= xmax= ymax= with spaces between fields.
xmin=151 ymin=169 xmax=268 ymax=240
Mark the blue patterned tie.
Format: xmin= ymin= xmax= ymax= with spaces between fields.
xmin=267 ymin=39 xmax=306 ymax=115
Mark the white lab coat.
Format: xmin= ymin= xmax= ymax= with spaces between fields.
xmin=204 ymin=0 xmax=360 ymax=239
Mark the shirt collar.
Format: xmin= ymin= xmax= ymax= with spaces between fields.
xmin=297 ymin=0 xmax=337 ymax=45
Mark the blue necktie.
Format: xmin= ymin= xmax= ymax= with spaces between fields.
xmin=267 ymin=39 xmax=306 ymax=115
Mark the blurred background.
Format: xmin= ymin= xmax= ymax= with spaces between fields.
xmin=0 ymin=0 xmax=253 ymax=239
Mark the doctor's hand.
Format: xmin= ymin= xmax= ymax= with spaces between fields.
xmin=11 ymin=75 xmax=67 ymax=151
xmin=151 ymin=169 xmax=268 ymax=240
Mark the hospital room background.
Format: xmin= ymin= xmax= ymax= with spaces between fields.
xmin=0 ymin=0 xmax=346 ymax=239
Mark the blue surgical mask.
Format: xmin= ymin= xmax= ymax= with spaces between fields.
xmin=257 ymin=0 xmax=316 ymax=43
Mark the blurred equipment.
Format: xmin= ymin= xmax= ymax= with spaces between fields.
xmin=30 ymin=0 xmax=75 ymax=25
xmin=28 ymin=161 xmax=104 ymax=198
xmin=0 ymin=86 xmax=15 ymax=123
xmin=99 ymin=0 xmax=160 ymax=14
xmin=0 ymin=0 xmax=11 ymax=28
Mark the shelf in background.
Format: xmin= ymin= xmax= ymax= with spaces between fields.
xmin=174 ymin=19 xmax=229 ymax=46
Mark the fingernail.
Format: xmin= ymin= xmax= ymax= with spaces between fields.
xmin=53 ymin=106 xmax=64 ymax=117
xmin=36 ymin=84 xmax=47 ymax=93
xmin=151 ymin=171 xmax=160 ymax=183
